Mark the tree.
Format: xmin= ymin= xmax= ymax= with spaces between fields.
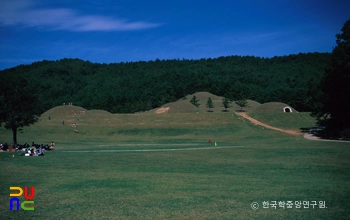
xmin=0 ymin=77 xmax=42 ymax=145
xmin=222 ymin=97 xmax=231 ymax=111
xmin=190 ymin=95 xmax=200 ymax=107
xmin=314 ymin=19 xmax=350 ymax=136
xmin=235 ymin=99 xmax=248 ymax=112
xmin=206 ymin=97 xmax=214 ymax=112
xmin=235 ymin=92 xmax=249 ymax=112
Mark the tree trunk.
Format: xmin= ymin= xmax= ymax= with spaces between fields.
xmin=12 ymin=127 xmax=17 ymax=146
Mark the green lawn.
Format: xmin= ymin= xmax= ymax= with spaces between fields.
xmin=0 ymin=107 xmax=349 ymax=219
xmin=248 ymin=112 xmax=317 ymax=131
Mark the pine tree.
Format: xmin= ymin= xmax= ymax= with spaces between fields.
xmin=235 ymin=92 xmax=249 ymax=112
xmin=222 ymin=97 xmax=231 ymax=111
xmin=190 ymin=95 xmax=200 ymax=107
xmin=206 ymin=97 xmax=214 ymax=112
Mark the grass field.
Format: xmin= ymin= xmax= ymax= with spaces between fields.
xmin=1 ymin=106 xmax=349 ymax=219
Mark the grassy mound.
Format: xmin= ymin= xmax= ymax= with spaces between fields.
xmin=248 ymin=112 xmax=316 ymax=130
xmin=43 ymin=105 xmax=87 ymax=116
xmin=1 ymin=102 xmax=313 ymax=145
xmin=183 ymin=91 xmax=223 ymax=101
xmin=87 ymin=109 xmax=112 ymax=115
xmin=161 ymin=101 xmax=201 ymax=113
xmin=153 ymin=91 xmax=294 ymax=114
xmin=178 ymin=92 xmax=262 ymax=113
xmin=253 ymin=102 xmax=297 ymax=113
xmin=179 ymin=91 xmax=239 ymax=112
xmin=183 ymin=91 xmax=224 ymax=112
xmin=237 ymin=99 xmax=261 ymax=112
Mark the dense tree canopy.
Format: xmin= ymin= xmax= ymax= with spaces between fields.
xmin=0 ymin=53 xmax=330 ymax=114
xmin=314 ymin=19 xmax=350 ymax=136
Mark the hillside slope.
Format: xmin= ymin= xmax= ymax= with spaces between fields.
xmin=0 ymin=53 xmax=331 ymax=113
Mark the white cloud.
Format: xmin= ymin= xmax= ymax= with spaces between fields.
xmin=0 ymin=0 xmax=161 ymax=31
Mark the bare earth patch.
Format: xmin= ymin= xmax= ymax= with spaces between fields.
xmin=155 ymin=107 xmax=170 ymax=114
xmin=236 ymin=112 xmax=301 ymax=136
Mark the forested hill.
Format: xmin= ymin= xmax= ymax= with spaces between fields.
xmin=1 ymin=53 xmax=330 ymax=113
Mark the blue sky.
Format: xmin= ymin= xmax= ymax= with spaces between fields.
xmin=0 ymin=0 xmax=349 ymax=70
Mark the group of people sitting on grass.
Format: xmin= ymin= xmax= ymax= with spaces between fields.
xmin=20 ymin=145 xmax=46 ymax=156
xmin=0 ymin=141 xmax=55 ymax=156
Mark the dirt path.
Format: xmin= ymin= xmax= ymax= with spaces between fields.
xmin=236 ymin=112 xmax=301 ymax=136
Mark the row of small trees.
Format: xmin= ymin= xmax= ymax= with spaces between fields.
xmin=190 ymin=95 xmax=248 ymax=112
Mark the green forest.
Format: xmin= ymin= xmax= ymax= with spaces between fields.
xmin=0 ymin=52 xmax=330 ymax=114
